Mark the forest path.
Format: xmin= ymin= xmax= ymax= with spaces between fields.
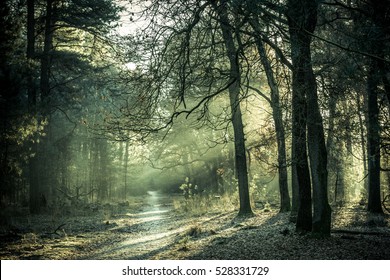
xmin=2 ymin=201 xmax=390 ymax=259
xmin=81 ymin=191 xmax=192 ymax=259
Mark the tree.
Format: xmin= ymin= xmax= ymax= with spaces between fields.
xmin=364 ymin=0 xmax=387 ymax=214
xmin=287 ymin=0 xmax=331 ymax=235
xmin=366 ymin=57 xmax=383 ymax=213
xmin=286 ymin=0 xmax=313 ymax=232
xmin=0 ymin=0 xmax=25 ymax=207
xmin=25 ymin=0 xmax=121 ymax=212
xmin=106 ymin=0 xmax=256 ymax=216
xmin=249 ymin=16 xmax=291 ymax=213
xmin=211 ymin=0 xmax=254 ymax=216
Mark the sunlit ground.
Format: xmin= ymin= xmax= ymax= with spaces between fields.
xmin=1 ymin=193 xmax=389 ymax=260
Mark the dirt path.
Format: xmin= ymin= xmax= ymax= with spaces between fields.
xmin=2 ymin=198 xmax=390 ymax=260
xmin=80 ymin=191 xmax=192 ymax=259
xmin=1 ymin=192 xmax=227 ymax=260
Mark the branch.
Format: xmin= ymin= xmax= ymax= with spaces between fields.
xmin=169 ymin=77 xmax=237 ymax=122
xmin=53 ymin=223 xmax=66 ymax=235
xmin=306 ymin=30 xmax=390 ymax=64
xmin=242 ymin=19 xmax=293 ymax=70
xmin=45 ymin=223 xmax=67 ymax=236
xmin=246 ymin=85 xmax=272 ymax=104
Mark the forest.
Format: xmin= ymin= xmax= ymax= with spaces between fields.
xmin=1 ymin=0 xmax=390 ymax=260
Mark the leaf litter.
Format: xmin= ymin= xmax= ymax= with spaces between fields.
xmin=1 ymin=198 xmax=389 ymax=260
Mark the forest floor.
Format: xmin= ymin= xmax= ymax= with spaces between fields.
xmin=1 ymin=191 xmax=390 ymax=260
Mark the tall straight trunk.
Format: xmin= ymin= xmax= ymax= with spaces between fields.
xmin=367 ymin=59 xmax=383 ymax=213
xmin=40 ymin=0 xmax=54 ymax=106
xmin=28 ymin=146 xmax=40 ymax=213
xmin=27 ymin=0 xmax=41 ymax=214
xmin=287 ymin=3 xmax=312 ymax=233
xmin=250 ymin=22 xmax=290 ymax=212
xmin=29 ymin=0 xmax=55 ymax=213
xmin=213 ymin=0 xmax=253 ymax=216
xmin=290 ymin=161 xmax=300 ymax=220
xmin=364 ymin=0 xmax=385 ymax=213
xmin=97 ymin=139 xmax=109 ymax=201
xmin=327 ymin=92 xmax=338 ymax=205
xmin=27 ymin=0 xmax=35 ymax=60
xmin=326 ymin=94 xmax=335 ymax=167
xmin=291 ymin=76 xmax=312 ymax=232
xmin=307 ymin=72 xmax=331 ymax=235
xmin=124 ymin=141 xmax=129 ymax=199
xmin=356 ymin=93 xmax=368 ymax=198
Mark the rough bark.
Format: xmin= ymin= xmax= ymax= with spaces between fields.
xmin=213 ymin=0 xmax=253 ymax=216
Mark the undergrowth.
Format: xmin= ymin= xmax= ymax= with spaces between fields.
xmin=173 ymin=193 xmax=239 ymax=215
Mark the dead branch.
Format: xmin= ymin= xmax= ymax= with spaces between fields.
xmin=44 ymin=223 xmax=67 ymax=236
xmin=53 ymin=223 xmax=66 ymax=235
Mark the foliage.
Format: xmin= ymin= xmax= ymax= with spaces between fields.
xmin=175 ymin=176 xmax=239 ymax=215
xmin=179 ymin=177 xmax=199 ymax=200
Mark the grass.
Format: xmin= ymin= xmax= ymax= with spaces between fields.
xmin=173 ymin=193 xmax=239 ymax=215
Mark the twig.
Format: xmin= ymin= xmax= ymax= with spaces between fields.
xmin=53 ymin=223 xmax=67 ymax=235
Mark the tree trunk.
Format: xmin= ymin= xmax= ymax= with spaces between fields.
xmin=365 ymin=0 xmax=386 ymax=214
xmin=214 ymin=0 xmax=253 ymax=216
xmin=27 ymin=0 xmax=41 ymax=214
xmin=124 ymin=140 xmax=129 ymax=199
xmin=30 ymin=0 xmax=55 ymax=213
xmin=327 ymin=91 xmax=336 ymax=204
xmin=288 ymin=0 xmax=331 ymax=235
xmin=356 ymin=95 xmax=368 ymax=198
xmin=40 ymin=0 xmax=54 ymax=106
xmin=367 ymin=59 xmax=383 ymax=213
xmin=251 ymin=25 xmax=290 ymax=212
xmin=287 ymin=1 xmax=313 ymax=233
xmin=290 ymin=163 xmax=300 ymax=221
xmin=308 ymin=86 xmax=332 ymax=235
xmin=291 ymin=81 xmax=312 ymax=232
xmin=27 ymin=0 xmax=35 ymax=59
xmin=97 ymin=139 xmax=109 ymax=201
xmin=296 ymin=0 xmax=331 ymax=235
